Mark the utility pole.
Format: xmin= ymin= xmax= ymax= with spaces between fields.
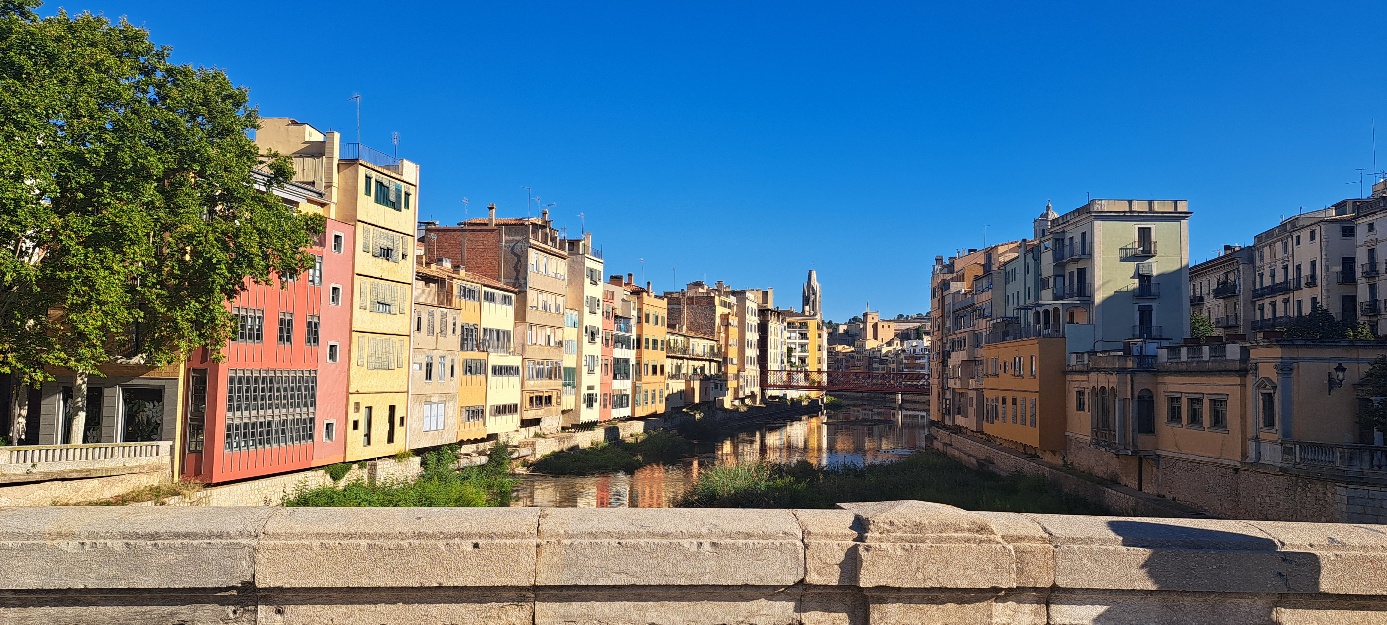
xmin=348 ymin=95 xmax=361 ymax=146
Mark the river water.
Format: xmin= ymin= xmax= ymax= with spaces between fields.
xmin=510 ymin=405 xmax=931 ymax=508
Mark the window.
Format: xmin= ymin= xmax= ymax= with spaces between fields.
xmin=463 ymin=358 xmax=486 ymax=376
xmin=277 ymin=312 xmax=294 ymax=345
xmin=464 ymin=406 xmax=485 ymax=423
xmin=422 ymin=402 xmax=446 ymax=432
xmin=324 ymin=421 xmax=335 ymax=442
xmin=362 ymin=406 xmax=373 ymax=446
xmin=490 ymin=403 xmax=519 ymax=417
xmin=404 ymin=191 xmax=412 ymax=210
xmin=305 ymin=315 xmax=320 ymax=347
xmin=1343 ymin=225 xmax=1356 ymax=238
xmin=1210 ymin=397 xmax=1228 ymax=429
xmin=1075 ymin=389 xmax=1086 ymax=412
xmin=233 ymin=307 xmax=265 ymax=343
xmin=330 ymin=285 xmax=342 ymax=306
xmin=364 ymin=174 xmax=372 ymax=195
xmin=327 ymin=342 xmax=340 ymax=363
xmin=308 ymin=254 xmax=323 ymax=286
xmin=1260 ymin=392 xmax=1276 ymax=429
xmin=222 ymin=369 xmax=317 ymax=452
xmin=332 ymin=232 xmax=344 ymax=254
xmin=458 ymin=284 xmax=480 ymax=302
xmin=424 ymin=357 xmax=434 ymax=382
xmin=1166 ymin=396 xmax=1182 ymax=424
xmin=1187 ymin=397 xmax=1203 ymax=427
xmin=460 ymin=323 xmax=481 ymax=352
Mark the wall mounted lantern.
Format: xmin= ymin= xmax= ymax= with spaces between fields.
xmin=1328 ymin=363 xmax=1348 ymax=394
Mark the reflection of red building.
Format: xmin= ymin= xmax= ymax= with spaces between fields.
xmin=595 ymin=474 xmax=612 ymax=507
xmin=632 ymin=464 xmax=666 ymax=508
xmin=181 ymin=181 xmax=351 ymax=482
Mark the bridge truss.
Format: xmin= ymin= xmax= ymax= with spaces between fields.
xmin=761 ymin=369 xmax=930 ymax=394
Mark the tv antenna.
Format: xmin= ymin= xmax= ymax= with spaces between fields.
xmin=577 ymin=212 xmax=586 ymax=233
xmin=522 ymin=187 xmax=532 ymax=217
xmin=460 ymin=197 xmax=469 ymax=221
xmin=347 ymin=94 xmax=361 ymax=145
xmin=391 ymin=132 xmax=399 ymax=158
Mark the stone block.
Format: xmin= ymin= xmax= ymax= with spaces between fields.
xmin=257 ymin=588 xmax=533 ymax=625
xmin=865 ymin=589 xmax=1047 ymax=625
xmin=0 ymin=589 xmax=256 ymax=625
xmin=536 ymin=508 xmax=803 ymax=586
xmin=843 ymin=501 xmax=1017 ymax=589
xmin=793 ymin=509 xmax=859 ymax=586
xmin=1246 ymin=520 xmax=1387 ymax=595
xmin=257 ymin=507 xmax=539 ymax=588
xmin=972 ymin=511 xmax=1055 ymax=588
xmin=1274 ymin=596 xmax=1387 ymax=624
xmin=0 ymin=507 xmax=270 ymax=589
xmin=535 ymin=586 xmax=800 ymax=625
xmin=1028 ymin=513 xmax=1313 ymax=593
xmin=799 ymin=587 xmax=867 ymax=625
xmin=1046 ymin=589 xmax=1275 ymax=625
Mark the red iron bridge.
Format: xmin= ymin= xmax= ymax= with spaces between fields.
xmin=761 ymin=369 xmax=931 ymax=394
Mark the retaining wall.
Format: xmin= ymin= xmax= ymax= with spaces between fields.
xmin=2 ymin=502 xmax=1385 ymax=624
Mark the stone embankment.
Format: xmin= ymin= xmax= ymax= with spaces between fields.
xmin=1 ymin=501 xmax=1382 ymax=624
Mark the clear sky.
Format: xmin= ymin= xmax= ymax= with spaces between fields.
xmin=49 ymin=1 xmax=1387 ymax=322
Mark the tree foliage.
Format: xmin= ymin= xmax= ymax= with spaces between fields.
xmin=1357 ymin=356 xmax=1387 ymax=432
xmin=1281 ymin=307 xmax=1375 ymax=341
xmin=1189 ymin=312 xmax=1215 ymax=340
xmin=0 ymin=1 xmax=322 ymax=387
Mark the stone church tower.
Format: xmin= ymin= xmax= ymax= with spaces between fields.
xmin=802 ymin=269 xmax=821 ymax=319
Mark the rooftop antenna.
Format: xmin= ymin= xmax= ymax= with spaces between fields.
xmin=460 ymin=197 xmax=469 ymax=221
xmin=639 ymin=258 xmax=645 ymax=285
xmin=347 ymin=94 xmax=361 ymax=145
xmin=391 ymin=132 xmax=399 ymax=158
xmin=577 ymin=212 xmax=586 ymax=233
xmin=532 ymin=196 xmax=540 ymax=218
xmin=522 ymin=187 xmax=532 ymax=217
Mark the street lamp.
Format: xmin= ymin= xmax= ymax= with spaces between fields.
xmin=1328 ymin=363 xmax=1347 ymax=394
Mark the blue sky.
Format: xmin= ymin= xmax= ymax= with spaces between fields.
xmin=53 ymin=1 xmax=1387 ymax=322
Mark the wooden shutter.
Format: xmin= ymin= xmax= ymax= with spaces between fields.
xmin=356 ymin=336 xmax=366 ymax=366
xmin=362 ymin=224 xmax=372 ymax=253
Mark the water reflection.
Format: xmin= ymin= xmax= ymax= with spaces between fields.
xmin=512 ymin=405 xmax=930 ymax=508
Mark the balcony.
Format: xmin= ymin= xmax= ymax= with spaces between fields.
xmin=1119 ymin=241 xmax=1158 ymax=259
xmin=1190 ymin=293 xmax=1205 ymax=305
xmin=1215 ymin=314 xmax=1241 ymax=328
xmin=339 ymin=143 xmax=403 ymax=173
xmin=0 ymin=441 xmax=173 ymax=484
xmin=1251 ymin=279 xmax=1297 ymax=299
xmin=1052 ymin=243 xmax=1091 ymax=265
xmin=1213 ymin=280 xmax=1239 ymax=299
xmin=1071 ymin=353 xmax=1157 ymax=371
xmin=1131 ymin=325 xmax=1164 ymax=339
xmin=1365 ymin=262 xmax=1382 ymax=279
xmin=1134 ymin=283 xmax=1161 ymax=299
xmin=1338 ymin=270 xmax=1358 ymax=285
xmin=1251 ymin=439 xmax=1387 ymax=477
xmin=1365 ymin=300 xmax=1383 ymax=317
xmin=1052 ymin=282 xmax=1093 ymax=300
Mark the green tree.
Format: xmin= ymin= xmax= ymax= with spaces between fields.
xmin=1357 ymin=356 xmax=1387 ymax=432
xmin=0 ymin=1 xmax=322 ymax=443
xmin=1282 ymin=307 xmax=1350 ymax=340
xmin=1189 ymin=312 xmax=1215 ymax=340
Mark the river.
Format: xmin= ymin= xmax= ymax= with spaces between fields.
xmin=510 ymin=404 xmax=931 ymax=508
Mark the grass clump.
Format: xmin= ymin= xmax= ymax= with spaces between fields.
xmin=822 ymin=395 xmax=845 ymax=410
xmin=284 ymin=443 xmax=517 ymax=507
xmin=529 ymin=430 xmax=694 ymax=475
xmin=71 ymin=480 xmax=204 ymax=506
xmin=323 ymin=462 xmax=353 ymax=482
xmin=679 ymin=451 xmax=1109 ymax=515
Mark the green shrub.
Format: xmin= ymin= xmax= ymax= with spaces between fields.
xmin=323 ymin=462 xmax=353 ymax=482
xmin=285 ymin=444 xmax=517 ymax=507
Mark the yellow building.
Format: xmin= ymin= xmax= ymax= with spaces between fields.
xmin=455 ymin=273 xmax=489 ymax=443
xmin=255 ymin=118 xmax=419 ymax=462
xmin=981 ymin=337 xmax=1066 ymax=451
xmin=562 ymin=307 xmax=579 ymax=420
xmin=632 ymin=284 xmax=668 ymax=417
xmin=481 ymin=284 xmax=521 ymax=436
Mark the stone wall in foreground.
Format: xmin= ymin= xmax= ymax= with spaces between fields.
xmin=2 ymin=501 xmax=1386 ymax=624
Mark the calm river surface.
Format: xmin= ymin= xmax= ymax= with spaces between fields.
xmin=511 ymin=405 xmax=931 ymax=508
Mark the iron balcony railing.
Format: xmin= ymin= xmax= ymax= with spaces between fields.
xmin=1134 ymin=283 xmax=1161 ymax=299
xmin=1364 ymin=300 xmax=1383 ymax=317
xmin=1338 ymin=269 xmax=1358 ymax=285
xmin=1190 ymin=293 xmax=1205 ymax=305
xmin=1120 ymin=241 xmax=1158 ymax=259
xmin=1215 ymin=314 xmax=1241 ymax=328
xmin=339 ymin=143 xmax=403 ymax=173
xmin=1131 ymin=325 xmax=1164 ymax=339
xmin=1251 ymin=316 xmax=1292 ymax=331
xmin=1213 ymin=280 xmax=1239 ymax=298
xmin=1052 ymin=282 xmax=1093 ymax=300
xmin=1364 ymin=262 xmax=1381 ymax=279
xmin=1252 ymin=278 xmax=1298 ymax=299
xmin=1052 ymin=243 xmax=1091 ymax=265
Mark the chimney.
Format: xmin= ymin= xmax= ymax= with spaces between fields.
xmin=646 ymin=281 xmax=652 ymax=292
xmin=626 ymin=273 xmax=634 ymax=286
xmin=541 ymin=208 xmax=549 ymax=222
xmin=583 ymin=231 xmax=592 ymax=251
xmin=487 ymin=203 xmax=496 ymax=226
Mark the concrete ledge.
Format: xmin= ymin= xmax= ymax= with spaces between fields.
xmin=2 ymin=502 xmax=1387 ymax=624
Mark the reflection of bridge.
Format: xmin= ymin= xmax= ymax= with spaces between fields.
xmin=762 ymin=369 xmax=930 ymax=394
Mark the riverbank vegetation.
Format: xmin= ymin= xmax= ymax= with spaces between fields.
xmin=678 ymin=451 xmax=1108 ymax=514
xmin=528 ymin=431 xmax=694 ymax=475
xmin=283 ymin=443 xmax=517 ymax=507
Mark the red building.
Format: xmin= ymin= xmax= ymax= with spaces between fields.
xmin=180 ymin=178 xmax=352 ymax=482
xmin=600 ymin=284 xmax=616 ymax=421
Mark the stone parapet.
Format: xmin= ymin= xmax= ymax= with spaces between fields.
xmin=2 ymin=502 xmax=1386 ymax=624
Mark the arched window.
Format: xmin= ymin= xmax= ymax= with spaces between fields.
xmin=1042 ymin=309 xmax=1052 ymax=328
